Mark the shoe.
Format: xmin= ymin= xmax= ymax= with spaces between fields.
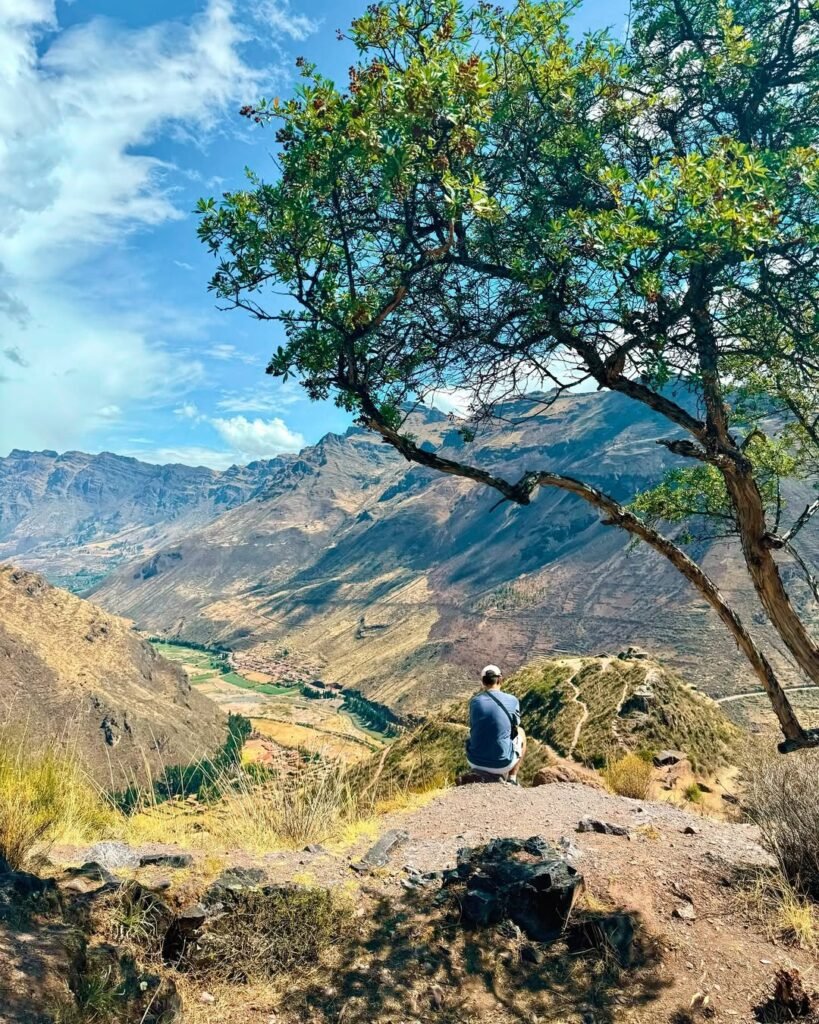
xmin=506 ymin=777 xmax=520 ymax=786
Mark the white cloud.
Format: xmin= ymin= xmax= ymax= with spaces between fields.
xmin=175 ymin=402 xmax=203 ymax=421
xmin=215 ymin=379 xmax=302 ymax=412
xmin=211 ymin=415 xmax=304 ymax=459
xmin=126 ymin=444 xmax=240 ymax=470
xmin=0 ymin=1 xmax=274 ymax=282
xmin=206 ymin=342 xmax=258 ymax=366
xmin=0 ymin=292 xmax=204 ymax=452
xmin=252 ymin=1 xmax=317 ymax=39
xmin=0 ymin=1 xmax=307 ymax=455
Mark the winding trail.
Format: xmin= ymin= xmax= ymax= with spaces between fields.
xmin=566 ymin=668 xmax=589 ymax=758
xmin=716 ymin=684 xmax=819 ymax=704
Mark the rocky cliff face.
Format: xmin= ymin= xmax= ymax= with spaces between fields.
xmin=0 ymin=448 xmax=287 ymax=581
xmin=0 ymin=565 xmax=226 ymax=788
xmin=4 ymin=392 xmax=817 ymax=711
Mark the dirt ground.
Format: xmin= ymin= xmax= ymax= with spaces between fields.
xmin=49 ymin=782 xmax=819 ymax=1024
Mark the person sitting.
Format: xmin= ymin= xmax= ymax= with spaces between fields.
xmin=465 ymin=664 xmax=526 ymax=784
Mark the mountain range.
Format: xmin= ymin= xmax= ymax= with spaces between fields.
xmin=2 ymin=391 xmax=817 ymax=715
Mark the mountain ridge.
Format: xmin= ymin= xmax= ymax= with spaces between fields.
xmin=3 ymin=392 xmax=818 ymax=715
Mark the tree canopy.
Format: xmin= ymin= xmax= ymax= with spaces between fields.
xmin=199 ymin=0 xmax=819 ymax=750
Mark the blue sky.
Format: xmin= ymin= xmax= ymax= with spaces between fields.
xmin=0 ymin=0 xmax=628 ymax=469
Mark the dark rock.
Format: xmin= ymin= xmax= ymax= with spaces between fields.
xmin=139 ymin=853 xmax=193 ymax=869
xmin=457 ymin=770 xmax=506 ymax=785
xmin=211 ymin=866 xmax=266 ymax=892
xmin=682 ymin=825 xmax=699 ymax=835
xmin=566 ymin=912 xmax=636 ymax=966
xmin=304 ymin=844 xmax=325 ymax=854
xmin=443 ymin=836 xmax=583 ymax=942
xmin=352 ymin=829 xmax=409 ymax=872
xmin=653 ymin=750 xmax=687 ymax=767
xmin=577 ymin=818 xmax=630 ymax=837
xmin=722 ymin=792 xmax=740 ymax=805
xmin=0 ymin=868 xmax=60 ymax=915
xmin=617 ymin=646 xmax=651 ymax=661
xmin=64 ymin=861 xmax=116 ymax=884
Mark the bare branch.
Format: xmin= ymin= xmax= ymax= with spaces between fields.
xmin=782 ymin=499 xmax=819 ymax=543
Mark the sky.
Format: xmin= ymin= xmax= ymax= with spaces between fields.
xmin=0 ymin=0 xmax=628 ymax=470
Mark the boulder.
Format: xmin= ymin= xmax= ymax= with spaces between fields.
xmin=531 ymin=762 xmax=606 ymax=790
xmin=617 ymin=646 xmax=651 ymax=661
xmin=652 ymin=750 xmax=687 ymax=767
xmin=85 ymin=841 xmax=141 ymax=870
xmin=352 ymin=829 xmax=409 ymax=873
xmin=442 ymin=836 xmax=584 ymax=942
xmin=577 ymin=818 xmax=630 ymax=837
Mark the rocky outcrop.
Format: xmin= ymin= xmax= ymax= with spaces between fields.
xmin=442 ymin=837 xmax=584 ymax=941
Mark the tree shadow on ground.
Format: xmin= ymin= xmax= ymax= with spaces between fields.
xmin=290 ymin=887 xmax=671 ymax=1024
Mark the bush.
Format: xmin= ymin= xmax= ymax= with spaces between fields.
xmin=182 ymin=885 xmax=353 ymax=982
xmin=603 ymin=753 xmax=653 ymax=799
xmin=683 ymin=782 xmax=703 ymax=804
xmin=0 ymin=730 xmax=115 ymax=870
xmin=743 ymin=746 xmax=819 ymax=898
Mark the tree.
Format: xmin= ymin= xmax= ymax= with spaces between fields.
xmin=199 ymin=0 xmax=819 ymax=751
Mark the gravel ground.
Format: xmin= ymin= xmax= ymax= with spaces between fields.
xmin=378 ymin=782 xmax=769 ymax=880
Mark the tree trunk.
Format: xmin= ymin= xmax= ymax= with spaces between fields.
xmin=687 ymin=278 xmax=819 ymax=694
xmin=725 ymin=466 xmax=819 ymax=686
xmin=533 ymin=472 xmax=809 ymax=747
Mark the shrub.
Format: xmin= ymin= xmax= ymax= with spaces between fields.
xmin=603 ymin=753 xmax=653 ymax=799
xmin=743 ymin=746 xmax=819 ymax=898
xmin=683 ymin=783 xmax=703 ymax=804
xmin=0 ymin=730 xmax=115 ymax=869
xmin=182 ymin=885 xmax=353 ymax=982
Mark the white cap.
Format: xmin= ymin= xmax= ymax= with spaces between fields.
xmin=481 ymin=664 xmax=502 ymax=680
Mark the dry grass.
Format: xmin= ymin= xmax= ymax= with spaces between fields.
xmin=178 ymin=884 xmax=354 ymax=983
xmin=603 ymin=753 xmax=653 ymax=799
xmin=742 ymin=744 xmax=819 ymax=897
xmin=0 ymin=728 xmax=115 ymax=869
xmin=737 ymin=867 xmax=818 ymax=951
xmin=125 ymin=750 xmax=418 ymax=854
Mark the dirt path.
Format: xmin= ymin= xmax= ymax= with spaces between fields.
xmin=717 ymin=684 xmax=819 ymax=703
xmin=566 ymin=668 xmax=589 ymax=757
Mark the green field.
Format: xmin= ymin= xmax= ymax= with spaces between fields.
xmin=151 ymin=640 xmax=298 ymax=696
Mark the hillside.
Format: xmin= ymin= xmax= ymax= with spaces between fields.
xmin=5 ymin=391 xmax=819 ymax=713
xmin=0 ymin=565 xmax=227 ymax=788
xmin=505 ymin=653 xmax=741 ymax=771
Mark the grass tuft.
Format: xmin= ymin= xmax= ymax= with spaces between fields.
xmin=603 ymin=753 xmax=653 ymax=799
xmin=742 ymin=744 xmax=819 ymax=898
xmin=0 ymin=728 xmax=115 ymax=869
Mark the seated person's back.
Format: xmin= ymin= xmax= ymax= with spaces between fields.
xmin=466 ymin=664 xmax=524 ymax=778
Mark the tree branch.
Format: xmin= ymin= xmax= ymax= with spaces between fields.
xmin=782 ymin=499 xmax=819 ymax=543
xmin=356 ymin=398 xmax=812 ymax=749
